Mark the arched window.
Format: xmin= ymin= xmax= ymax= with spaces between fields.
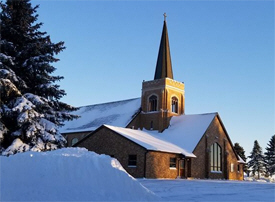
xmin=149 ymin=95 xmax=157 ymax=111
xmin=71 ymin=138 xmax=79 ymax=146
xmin=210 ymin=143 xmax=222 ymax=171
xmin=171 ymin=96 xmax=178 ymax=113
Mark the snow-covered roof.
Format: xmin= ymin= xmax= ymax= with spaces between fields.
xmin=104 ymin=125 xmax=196 ymax=157
xmin=157 ymin=113 xmax=217 ymax=153
xmin=60 ymin=98 xmax=141 ymax=134
xmin=237 ymin=155 xmax=246 ymax=164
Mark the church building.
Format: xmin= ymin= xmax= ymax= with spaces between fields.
xmin=61 ymin=16 xmax=244 ymax=180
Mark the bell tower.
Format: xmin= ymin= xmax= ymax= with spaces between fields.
xmin=140 ymin=14 xmax=185 ymax=132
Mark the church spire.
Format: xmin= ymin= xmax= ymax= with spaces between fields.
xmin=154 ymin=13 xmax=173 ymax=80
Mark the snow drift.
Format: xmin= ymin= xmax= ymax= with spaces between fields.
xmin=0 ymin=148 xmax=159 ymax=201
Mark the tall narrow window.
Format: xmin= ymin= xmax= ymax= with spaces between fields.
xmin=171 ymin=96 xmax=178 ymax=113
xmin=149 ymin=95 xmax=157 ymax=111
xmin=231 ymin=163 xmax=234 ymax=172
xmin=210 ymin=143 xmax=222 ymax=171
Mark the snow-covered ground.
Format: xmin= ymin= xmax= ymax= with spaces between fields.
xmin=139 ymin=179 xmax=275 ymax=202
xmin=0 ymin=148 xmax=159 ymax=201
xmin=1 ymin=148 xmax=274 ymax=202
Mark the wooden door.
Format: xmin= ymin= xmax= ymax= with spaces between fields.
xmin=179 ymin=160 xmax=185 ymax=178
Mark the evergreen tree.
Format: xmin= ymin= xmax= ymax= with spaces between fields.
xmin=0 ymin=0 xmax=78 ymax=155
xmin=264 ymin=135 xmax=275 ymax=176
xmin=248 ymin=140 xmax=264 ymax=179
xmin=234 ymin=142 xmax=248 ymax=174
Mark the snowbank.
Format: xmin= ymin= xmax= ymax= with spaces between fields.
xmin=0 ymin=148 xmax=159 ymax=201
xmin=245 ymin=176 xmax=275 ymax=183
xmin=140 ymin=179 xmax=275 ymax=202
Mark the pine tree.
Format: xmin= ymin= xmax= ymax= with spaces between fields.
xmin=264 ymin=135 xmax=275 ymax=176
xmin=234 ymin=142 xmax=248 ymax=174
xmin=248 ymin=140 xmax=264 ymax=179
xmin=0 ymin=0 xmax=78 ymax=155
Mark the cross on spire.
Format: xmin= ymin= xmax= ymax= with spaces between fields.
xmin=163 ymin=13 xmax=167 ymax=21
xmin=154 ymin=13 xmax=173 ymax=80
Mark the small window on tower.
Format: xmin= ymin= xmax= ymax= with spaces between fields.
xmin=171 ymin=96 xmax=178 ymax=113
xmin=149 ymin=95 xmax=157 ymax=111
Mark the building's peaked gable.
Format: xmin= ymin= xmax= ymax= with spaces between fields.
xmin=156 ymin=113 xmax=217 ymax=152
xmin=60 ymin=98 xmax=141 ymax=134
xmin=154 ymin=20 xmax=173 ymax=80
xmin=214 ymin=113 xmax=243 ymax=162
xmin=190 ymin=112 xmax=243 ymax=162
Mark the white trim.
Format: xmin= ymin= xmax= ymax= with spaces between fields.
xmin=141 ymin=111 xmax=161 ymax=114
xmin=143 ymin=85 xmax=184 ymax=93
xmin=170 ymin=95 xmax=179 ymax=114
xmin=169 ymin=167 xmax=177 ymax=170
xmin=231 ymin=163 xmax=234 ymax=172
xmin=211 ymin=171 xmax=222 ymax=174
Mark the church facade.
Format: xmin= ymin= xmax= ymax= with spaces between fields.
xmin=62 ymin=17 xmax=244 ymax=180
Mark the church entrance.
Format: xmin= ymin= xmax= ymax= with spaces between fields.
xmin=178 ymin=159 xmax=185 ymax=178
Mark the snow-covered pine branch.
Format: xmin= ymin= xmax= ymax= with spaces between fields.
xmin=0 ymin=0 xmax=78 ymax=155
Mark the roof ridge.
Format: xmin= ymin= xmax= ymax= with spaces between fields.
xmin=79 ymin=97 xmax=141 ymax=108
xmin=183 ymin=112 xmax=218 ymax=116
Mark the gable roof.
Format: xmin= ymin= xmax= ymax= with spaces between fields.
xmin=157 ymin=113 xmax=217 ymax=152
xmin=100 ymin=113 xmax=216 ymax=157
xmin=60 ymin=98 xmax=141 ymax=134
xmin=104 ymin=125 xmax=196 ymax=158
xmin=74 ymin=112 xmax=217 ymax=157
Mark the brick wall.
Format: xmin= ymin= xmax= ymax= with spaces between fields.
xmin=192 ymin=115 xmax=244 ymax=180
xmin=64 ymin=131 xmax=91 ymax=147
xmin=77 ymin=127 xmax=147 ymax=178
xmin=76 ymin=126 xmax=187 ymax=179
xmin=145 ymin=151 xmax=181 ymax=179
xmin=132 ymin=78 xmax=185 ymax=132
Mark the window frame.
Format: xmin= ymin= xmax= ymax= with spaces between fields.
xmin=210 ymin=142 xmax=222 ymax=172
xmin=231 ymin=163 xmax=234 ymax=172
xmin=148 ymin=95 xmax=158 ymax=112
xmin=71 ymin=138 xmax=79 ymax=146
xmin=169 ymin=157 xmax=177 ymax=169
xmin=171 ymin=96 xmax=179 ymax=113
xmin=128 ymin=155 xmax=137 ymax=167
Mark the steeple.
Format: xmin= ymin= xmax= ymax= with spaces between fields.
xmin=138 ymin=13 xmax=185 ymax=132
xmin=154 ymin=13 xmax=173 ymax=80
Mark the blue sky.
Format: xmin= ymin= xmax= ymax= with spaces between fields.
xmin=33 ymin=0 xmax=274 ymax=156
